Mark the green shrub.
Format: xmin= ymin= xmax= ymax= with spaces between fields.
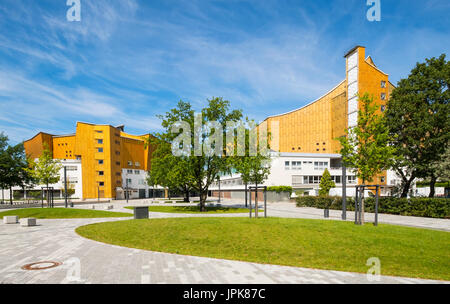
xmin=295 ymin=196 xmax=449 ymax=218
xmin=267 ymin=186 xmax=293 ymax=195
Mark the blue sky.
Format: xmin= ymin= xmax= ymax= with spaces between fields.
xmin=0 ymin=0 xmax=449 ymax=144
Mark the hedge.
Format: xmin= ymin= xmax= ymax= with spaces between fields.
xmin=267 ymin=186 xmax=293 ymax=195
xmin=295 ymin=196 xmax=450 ymax=219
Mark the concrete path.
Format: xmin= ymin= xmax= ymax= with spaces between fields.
xmin=0 ymin=216 xmax=447 ymax=284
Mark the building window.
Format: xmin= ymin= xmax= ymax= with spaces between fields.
xmin=116 ymin=172 xmax=121 ymax=176
xmin=66 ymin=166 xmax=77 ymax=171
xmin=380 ymin=176 xmax=385 ymax=183
xmin=127 ymin=169 xmax=133 ymax=174
xmin=98 ymin=171 xmax=104 ymax=176
xmin=291 ymin=161 xmax=301 ymax=170
xmin=98 ymin=160 xmax=104 ymax=165
xmin=99 ymin=182 xmax=104 ymax=186
xmin=128 ymin=161 xmax=133 ymax=166
xmin=134 ymin=170 xmax=140 ymax=174
xmin=97 ymin=139 xmax=103 ymax=144
xmin=348 ymin=176 xmax=356 ymax=184
xmin=381 ymin=105 xmax=386 ymax=112
xmin=116 ymin=161 xmax=120 ymax=166
xmin=292 ymin=175 xmax=302 ymax=186
xmin=135 ymin=162 xmax=140 ymax=167
xmin=126 ymin=178 xmax=132 ymax=185
xmin=285 ymin=161 xmax=290 ymax=170
xmin=381 ymin=93 xmax=386 ymax=100
xmin=95 ymin=130 xmax=103 ymax=133
xmin=115 ymin=140 xmax=120 ymax=145
xmin=381 ymin=81 xmax=386 ymax=88
xmin=115 ymin=151 xmax=120 ymax=155
xmin=314 ymin=162 xmax=328 ymax=170
xmin=97 ymin=148 xmax=103 ymax=153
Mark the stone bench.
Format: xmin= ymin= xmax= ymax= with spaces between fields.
xmin=134 ymin=206 xmax=149 ymax=219
xmin=3 ymin=216 xmax=18 ymax=224
xmin=20 ymin=218 xmax=37 ymax=227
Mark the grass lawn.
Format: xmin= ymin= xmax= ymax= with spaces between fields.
xmin=76 ymin=217 xmax=450 ymax=281
xmin=125 ymin=205 xmax=251 ymax=213
xmin=0 ymin=208 xmax=133 ymax=219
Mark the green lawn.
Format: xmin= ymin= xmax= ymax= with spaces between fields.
xmin=125 ymin=205 xmax=251 ymax=213
xmin=76 ymin=217 xmax=450 ymax=281
xmin=0 ymin=208 xmax=133 ymax=219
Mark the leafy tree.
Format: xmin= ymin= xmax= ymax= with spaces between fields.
xmin=426 ymin=144 xmax=450 ymax=196
xmin=337 ymin=93 xmax=396 ymax=224
xmin=147 ymin=136 xmax=193 ymax=202
xmin=385 ymin=54 xmax=450 ymax=197
xmin=0 ymin=136 xmax=34 ymax=204
xmin=319 ymin=168 xmax=336 ymax=196
xmin=231 ymin=119 xmax=271 ymax=209
xmin=26 ymin=144 xmax=62 ymax=203
xmin=153 ymin=98 xmax=242 ymax=211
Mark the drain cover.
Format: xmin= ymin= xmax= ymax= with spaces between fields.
xmin=22 ymin=261 xmax=62 ymax=270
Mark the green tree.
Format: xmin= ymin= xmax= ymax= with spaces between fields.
xmin=147 ymin=136 xmax=194 ymax=202
xmin=385 ymin=54 xmax=450 ymax=197
xmin=231 ymin=119 xmax=272 ymax=210
xmin=319 ymin=168 xmax=335 ymax=196
xmin=26 ymin=144 xmax=62 ymax=203
xmin=426 ymin=144 xmax=450 ymax=196
xmin=153 ymin=98 xmax=242 ymax=212
xmin=0 ymin=136 xmax=34 ymax=204
xmin=337 ymin=93 xmax=396 ymax=224
xmin=0 ymin=132 xmax=9 ymax=203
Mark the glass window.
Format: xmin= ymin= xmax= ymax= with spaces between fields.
xmin=134 ymin=170 xmax=140 ymax=174
xmin=381 ymin=81 xmax=386 ymax=88
xmin=135 ymin=162 xmax=140 ymax=167
xmin=381 ymin=93 xmax=386 ymax=100
xmin=97 ymin=139 xmax=103 ymax=144
xmin=127 ymin=169 xmax=133 ymax=174
xmin=98 ymin=171 xmax=104 ymax=176
xmin=381 ymin=105 xmax=386 ymax=112
xmin=97 ymin=148 xmax=103 ymax=153
xmin=292 ymin=161 xmax=301 ymax=170
xmin=285 ymin=161 xmax=290 ymax=170
xmin=98 ymin=160 xmax=103 ymax=165
xmin=128 ymin=161 xmax=133 ymax=166
xmin=99 ymin=182 xmax=104 ymax=186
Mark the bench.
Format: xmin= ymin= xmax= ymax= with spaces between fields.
xmin=20 ymin=218 xmax=37 ymax=227
xmin=134 ymin=206 xmax=149 ymax=219
xmin=3 ymin=216 xmax=18 ymax=224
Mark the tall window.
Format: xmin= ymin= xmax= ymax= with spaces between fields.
xmin=284 ymin=161 xmax=290 ymax=170
xmin=98 ymin=171 xmax=104 ymax=176
xmin=98 ymin=160 xmax=104 ymax=165
xmin=291 ymin=161 xmax=301 ymax=170
xmin=381 ymin=80 xmax=386 ymax=88
xmin=97 ymin=148 xmax=103 ymax=153
xmin=97 ymin=139 xmax=103 ymax=144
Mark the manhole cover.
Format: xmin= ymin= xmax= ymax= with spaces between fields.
xmin=21 ymin=261 xmax=62 ymax=270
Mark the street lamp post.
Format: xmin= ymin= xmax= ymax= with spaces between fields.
xmin=64 ymin=166 xmax=68 ymax=208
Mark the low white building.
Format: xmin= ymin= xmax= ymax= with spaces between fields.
xmin=1 ymin=159 xmax=83 ymax=201
xmin=210 ymin=152 xmax=398 ymax=199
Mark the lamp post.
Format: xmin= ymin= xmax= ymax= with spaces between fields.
xmin=64 ymin=166 xmax=68 ymax=208
xmin=342 ymin=165 xmax=346 ymax=220
xmin=125 ymin=174 xmax=129 ymax=203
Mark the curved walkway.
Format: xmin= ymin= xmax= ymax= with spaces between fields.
xmin=0 ymin=214 xmax=447 ymax=284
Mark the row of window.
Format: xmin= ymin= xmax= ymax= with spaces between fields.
xmin=285 ymin=161 xmax=329 ymax=170
xmin=292 ymin=175 xmax=356 ymax=185
xmin=126 ymin=169 xmax=141 ymax=175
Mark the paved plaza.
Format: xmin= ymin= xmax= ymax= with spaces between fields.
xmin=0 ymin=199 xmax=449 ymax=284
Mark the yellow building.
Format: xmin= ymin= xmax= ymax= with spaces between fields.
xmin=261 ymin=45 xmax=394 ymax=186
xmin=24 ymin=122 xmax=155 ymax=200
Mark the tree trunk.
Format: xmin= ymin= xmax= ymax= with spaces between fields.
xmin=183 ymin=187 xmax=190 ymax=202
xmin=255 ymin=183 xmax=258 ymax=218
xmin=400 ymin=177 xmax=414 ymax=198
xmin=429 ymin=175 xmax=437 ymax=198
xmin=244 ymin=182 xmax=248 ymax=207
xmin=199 ymin=191 xmax=207 ymax=212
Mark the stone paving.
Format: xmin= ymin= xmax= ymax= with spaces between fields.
xmin=0 ymin=199 xmax=449 ymax=284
